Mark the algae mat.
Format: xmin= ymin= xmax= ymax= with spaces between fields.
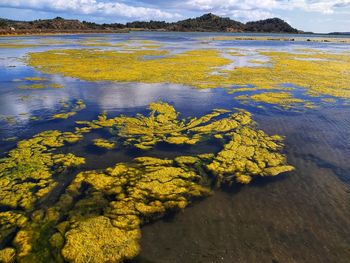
xmin=0 ymin=102 xmax=293 ymax=262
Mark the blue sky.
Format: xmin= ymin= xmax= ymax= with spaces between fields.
xmin=0 ymin=0 xmax=350 ymax=33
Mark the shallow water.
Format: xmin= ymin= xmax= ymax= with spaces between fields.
xmin=0 ymin=32 xmax=350 ymax=262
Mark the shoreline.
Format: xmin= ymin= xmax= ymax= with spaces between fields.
xmin=1 ymin=31 xmax=349 ymax=44
xmin=0 ymin=29 xmax=129 ymax=37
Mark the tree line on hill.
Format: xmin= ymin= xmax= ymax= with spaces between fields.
xmin=0 ymin=13 xmax=301 ymax=34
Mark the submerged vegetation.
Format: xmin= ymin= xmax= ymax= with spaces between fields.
xmin=18 ymin=77 xmax=64 ymax=89
xmin=0 ymin=102 xmax=293 ymax=262
xmin=27 ymin=47 xmax=350 ymax=108
xmin=52 ymin=99 xmax=86 ymax=120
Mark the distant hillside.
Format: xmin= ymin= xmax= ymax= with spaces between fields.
xmin=245 ymin=18 xmax=298 ymax=33
xmin=169 ymin=13 xmax=245 ymax=32
xmin=0 ymin=17 xmax=127 ymax=34
xmin=0 ymin=14 xmax=301 ymax=35
xmin=126 ymin=14 xmax=298 ymax=33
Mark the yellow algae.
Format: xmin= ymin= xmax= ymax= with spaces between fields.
xmin=55 ymin=155 xmax=211 ymax=262
xmin=0 ymin=130 xmax=85 ymax=211
xmin=24 ymin=77 xmax=47 ymax=81
xmin=77 ymin=102 xmax=253 ymax=150
xmin=225 ymin=51 xmax=350 ymax=99
xmin=0 ymin=247 xmax=15 ymax=262
xmin=249 ymin=59 xmax=267 ymax=64
xmin=18 ymin=84 xmax=46 ymax=89
xmin=27 ymin=48 xmax=230 ymax=88
xmin=62 ymin=216 xmax=140 ymax=263
xmin=74 ymin=102 xmax=292 ymax=186
xmin=52 ymin=99 xmax=86 ymax=120
xmin=0 ymin=102 xmax=294 ymax=262
xmin=321 ymin=98 xmax=337 ymax=103
xmin=48 ymin=83 xmax=64 ymax=89
xmin=52 ymin=111 xmax=76 ymax=119
xmin=18 ymin=82 xmax=63 ymax=89
xmin=93 ymin=138 xmax=116 ymax=149
xmin=0 ymin=43 xmax=41 ymax=49
xmin=27 ymin=48 xmax=350 ymax=108
xmin=236 ymin=92 xmax=309 ymax=109
xmin=207 ymin=127 xmax=295 ymax=184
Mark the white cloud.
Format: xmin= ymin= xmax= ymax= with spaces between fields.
xmin=1 ymin=0 xmax=350 ymax=23
xmin=0 ymin=0 xmax=180 ymax=20
xmin=182 ymin=0 xmax=350 ymax=16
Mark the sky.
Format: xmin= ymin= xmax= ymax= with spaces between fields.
xmin=0 ymin=0 xmax=350 ymax=33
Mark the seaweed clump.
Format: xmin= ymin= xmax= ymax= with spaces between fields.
xmin=0 ymin=130 xmax=85 ymax=262
xmin=93 ymin=138 xmax=116 ymax=149
xmin=76 ymin=102 xmax=294 ymax=184
xmin=78 ymin=102 xmax=238 ymax=150
xmin=56 ymin=156 xmax=211 ymax=263
xmin=0 ymin=130 xmax=84 ymax=211
xmin=207 ymin=127 xmax=294 ymax=184
xmin=52 ymin=99 xmax=86 ymax=119
xmin=0 ymin=102 xmax=294 ymax=262
xmin=235 ymin=91 xmax=314 ymax=109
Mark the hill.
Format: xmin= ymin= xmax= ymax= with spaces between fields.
xmin=0 ymin=14 xmax=301 ymax=35
xmin=245 ymin=18 xmax=299 ymax=33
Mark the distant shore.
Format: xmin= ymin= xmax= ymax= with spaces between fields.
xmin=197 ymin=35 xmax=350 ymax=44
xmin=0 ymin=29 xmax=129 ymax=36
xmin=1 ymin=31 xmax=349 ymax=44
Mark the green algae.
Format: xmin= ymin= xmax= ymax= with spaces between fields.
xmin=0 ymin=102 xmax=294 ymax=262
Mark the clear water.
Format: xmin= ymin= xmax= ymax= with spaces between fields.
xmin=0 ymin=32 xmax=350 ymax=263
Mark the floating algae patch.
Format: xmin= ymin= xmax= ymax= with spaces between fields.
xmin=18 ymin=84 xmax=46 ymax=89
xmin=75 ymin=102 xmax=294 ymax=184
xmin=52 ymin=99 xmax=86 ymax=120
xmin=75 ymin=102 xmax=242 ymax=150
xmin=93 ymin=138 xmax=116 ymax=149
xmin=18 ymin=80 xmax=64 ymax=90
xmin=24 ymin=77 xmax=47 ymax=81
xmin=0 ymin=130 xmax=85 ymax=210
xmin=27 ymin=48 xmax=350 ymax=108
xmin=0 ymin=102 xmax=294 ymax=262
xmin=0 ymin=43 xmax=43 ymax=49
xmin=0 ymin=129 xmax=85 ymax=262
xmin=27 ymin=48 xmax=230 ymax=88
xmin=235 ymin=91 xmax=313 ymax=109
xmin=224 ymin=51 xmax=350 ymax=99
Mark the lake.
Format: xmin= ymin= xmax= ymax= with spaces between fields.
xmin=0 ymin=32 xmax=349 ymax=263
